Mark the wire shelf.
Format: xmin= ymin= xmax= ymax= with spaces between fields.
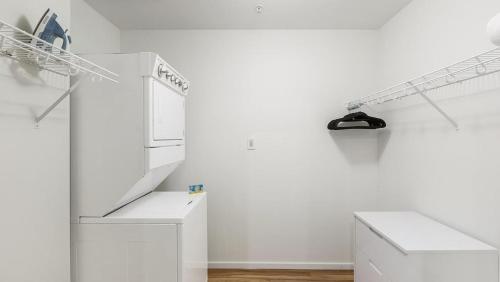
xmin=0 ymin=19 xmax=118 ymax=82
xmin=347 ymin=47 xmax=500 ymax=111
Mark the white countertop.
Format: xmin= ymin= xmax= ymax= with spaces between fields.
xmin=355 ymin=211 xmax=497 ymax=254
xmin=80 ymin=191 xmax=206 ymax=224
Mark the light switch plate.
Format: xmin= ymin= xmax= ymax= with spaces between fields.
xmin=247 ymin=137 xmax=256 ymax=150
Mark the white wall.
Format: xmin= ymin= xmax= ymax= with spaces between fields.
xmin=0 ymin=3 xmax=71 ymax=282
xmin=0 ymin=2 xmax=120 ymax=281
xmin=119 ymin=0 xmax=500 ymax=270
xmin=71 ymin=0 xmax=120 ymax=54
xmin=377 ymin=0 xmax=500 ymax=256
xmin=121 ymin=30 xmax=379 ymax=268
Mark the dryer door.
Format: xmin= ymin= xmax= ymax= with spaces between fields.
xmin=145 ymin=77 xmax=185 ymax=147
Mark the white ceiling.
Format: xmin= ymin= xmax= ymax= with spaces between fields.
xmin=85 ymin=0 xmax=412 ymax=30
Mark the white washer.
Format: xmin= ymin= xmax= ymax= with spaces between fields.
xmin=72 ymin=192 xmax=207 ymax=282
xmin=70 ymin=53 xmax=206 ymax=282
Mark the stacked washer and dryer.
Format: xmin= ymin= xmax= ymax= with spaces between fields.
xmin=70 ymin=53 xmax=207 ymax=282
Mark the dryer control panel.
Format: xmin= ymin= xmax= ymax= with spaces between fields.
xmin=140 ymin=52 xmax=190 ymax=95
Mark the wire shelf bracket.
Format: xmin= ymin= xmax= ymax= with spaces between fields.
xmin=347 ymin=47 xmax=500 ymax=130
xmin=34 ymin=73 xmax=90 ymax=128
xmin=0 ymin=19 xmax=119 ymax=126
xmin=408 ymin=82 xmax=459 ymax=130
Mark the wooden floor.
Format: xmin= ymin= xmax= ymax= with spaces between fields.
xmin=208 ymin=269 xmax=354 ymax=282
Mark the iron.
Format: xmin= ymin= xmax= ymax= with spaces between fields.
xmin=31 ymin=9 xmax=72 ymax=53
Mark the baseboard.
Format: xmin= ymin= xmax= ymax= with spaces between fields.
xmin=208 ymin=261 xmax=354 ymax=270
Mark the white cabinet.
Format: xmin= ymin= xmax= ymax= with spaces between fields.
xmin=354 ymin=212 xmax=498 ymax=282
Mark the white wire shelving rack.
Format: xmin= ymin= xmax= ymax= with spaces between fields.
xmin=0 ymin=19 xmax=119 ymax=126
xmin=347 ymin=47 xmax=500 ymax=130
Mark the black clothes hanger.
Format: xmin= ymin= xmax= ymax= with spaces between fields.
xmin=328 ymin=112 xmax=386 ymax=130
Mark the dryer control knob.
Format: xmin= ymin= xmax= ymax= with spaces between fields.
xmin=175 ymin=78 xmax=181 ymax=85
xmin=157 ymin=64 xmax=167 ymax=77
xmin=171 ymin=75 xmax=176 ymax=82
xmin=182 ymin=83 xmax=189 ymax=91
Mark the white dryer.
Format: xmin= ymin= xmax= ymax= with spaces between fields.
xmin=70 ymin=52 xmax=207 ymax=282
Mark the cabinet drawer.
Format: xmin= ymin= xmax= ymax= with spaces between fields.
xmin=355 ymin=218 xmax=373 ymax=254
xmin=355 ymin=249 xmax=385 ymax=282
xmin=355 ymin=219 xmax=410 ymax=281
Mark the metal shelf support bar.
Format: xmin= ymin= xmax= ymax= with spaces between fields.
xmin=408 ymin=82 xmax=459 ymax=130
xmin=35 ymin=73 xmax=89 ymax=127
